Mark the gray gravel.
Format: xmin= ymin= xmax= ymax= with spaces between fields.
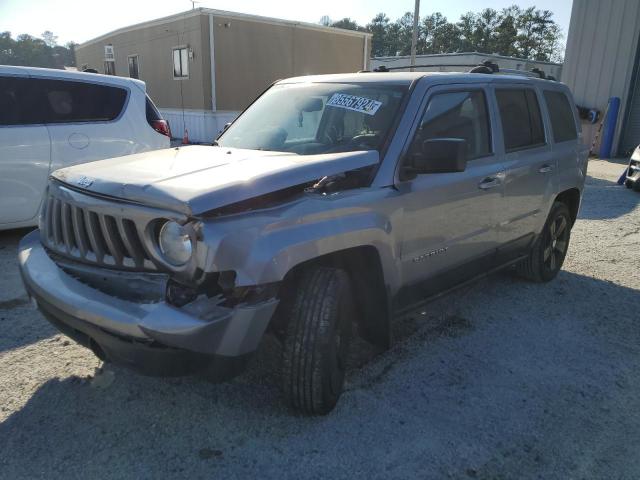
xmin=1 ymin=159 xmax=639 ymax=479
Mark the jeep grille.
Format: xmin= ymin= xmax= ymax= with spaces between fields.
xmin=41 ymin=187 xmax=157 ymax=270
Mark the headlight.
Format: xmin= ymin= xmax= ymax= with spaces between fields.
xmin=158 ymin=221 xmax=193 ymax=266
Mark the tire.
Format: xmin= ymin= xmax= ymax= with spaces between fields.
xmin=281 ymin=267 xmax=354 ymax=415
xmin=516 ymin=202 xmax=572 ymax=283
xmin=625 ymin=179 xmax=633 ymax=189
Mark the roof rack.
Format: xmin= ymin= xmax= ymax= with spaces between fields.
xmin=370 ymin=60 xmax=556 ymax=81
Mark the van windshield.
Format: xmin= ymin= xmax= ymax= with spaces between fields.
xmin=217 ymin=82 xmax=407 ymax=155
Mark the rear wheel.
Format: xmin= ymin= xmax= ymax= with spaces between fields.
xmin=281 ymin=267 xmax=354 ymax=415
xmin=517 ymin=202 xmax=571 ymax=282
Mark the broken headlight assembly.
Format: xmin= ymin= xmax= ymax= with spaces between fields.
xmin=158 ymin=220 xmax=194 ymax=266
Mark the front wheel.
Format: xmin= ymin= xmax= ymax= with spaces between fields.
xmin=281 ymin=267 xmax=354 ymax=415
xmin=516 ymin=202 xmax=572 ymax=282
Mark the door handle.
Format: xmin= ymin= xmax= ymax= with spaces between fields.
xmin=539 ymin=164 xmax=554 ymax=174
xmin=478 ymin=177 xmax=501 ymax=190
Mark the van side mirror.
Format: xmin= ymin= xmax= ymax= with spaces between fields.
xmin=405 ymin=138 xmax=467 ymax=177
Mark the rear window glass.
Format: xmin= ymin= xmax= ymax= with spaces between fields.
xmin=544 ymin=91 xmax=578 ymax=143
xmin=35 ymin=78 xmax=127 ymax=124
xmin=496 ymin=89 xmax=545 ymax=152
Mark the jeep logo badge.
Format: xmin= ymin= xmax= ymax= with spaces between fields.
xmin=76 ymin=176 xmax=94 ymax=188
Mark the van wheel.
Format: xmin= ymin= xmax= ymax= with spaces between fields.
xmin=625 ymin=179 xmax=633 ymax=189
xmin=517 ymin=202 xmax=571 ymax=282
xmin=281 ymin=267 xmax=354 ymax=415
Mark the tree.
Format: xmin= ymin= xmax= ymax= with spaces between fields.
xmin=421 ymin=13 xmax=459 ymax=54
xmin=393 ymin=12 xmax=416 ymax=56
xmin=362 ymin=6 xmax=563 ymax=62
xmin=331 ymin=18 xmax=363 ymax=31
xmin=366 ymin=13 xmax=391 ymax=57
xmin=0 ymin=31 xmax=76 ymax=68
xmin=41 ymin=30 xmax=58 ymax=47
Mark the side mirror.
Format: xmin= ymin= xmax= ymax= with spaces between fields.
xmin=409 ymin=138 xmax=467 ymax=175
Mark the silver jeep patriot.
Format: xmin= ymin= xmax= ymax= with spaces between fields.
xmin=19 ymin=72 xmax=588 ymax=414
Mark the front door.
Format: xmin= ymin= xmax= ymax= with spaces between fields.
xmin=0 ymin=75 xmax=51 ymax=225
xmin=397 ymin=86 xmax=504 ymax=304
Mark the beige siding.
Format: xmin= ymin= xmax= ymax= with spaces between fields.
xmin=212 ymin=15 xmax=367 ymax=111
xmin=75 ymin=15 xmax=211 ymax=110
xmin=562 ymin=0 xmax=640 ymax=153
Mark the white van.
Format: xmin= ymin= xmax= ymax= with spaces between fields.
xmin=0 ymin=66 xmax=171 ymax=230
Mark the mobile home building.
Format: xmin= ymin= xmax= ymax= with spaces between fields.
xmin=75 ymin=8 xmax=372 ymax=142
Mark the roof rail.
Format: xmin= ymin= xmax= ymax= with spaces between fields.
xmin=369 ymin=59 xmax=556 ymax=80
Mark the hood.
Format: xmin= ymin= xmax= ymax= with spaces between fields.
xmin=52 ymin=146 xmax=379 ymax=216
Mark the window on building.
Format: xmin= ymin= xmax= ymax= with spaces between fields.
xmin=173 ymin=47 xmax=189 ymax=78
xmin=104 ymin=61 xmax=115 ymax=76
xmin=544 ymin=90 xmax=578 ymax=143
xmin=496 ymin=88 xmax=545 ymax=152
xmin=128 ymin=55 xmax=139 ymax=79
xmin=409 ymin=90 xmax=492 ymax=161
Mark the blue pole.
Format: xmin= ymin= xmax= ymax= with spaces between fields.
xmin=599 ymin=96 xmax=620 ymax=158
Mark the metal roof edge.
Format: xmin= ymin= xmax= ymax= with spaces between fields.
xmin=77 ymin=8 xmax=370 ymax=49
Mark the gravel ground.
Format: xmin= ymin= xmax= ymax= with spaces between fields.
xmin=1 ymin=159 xmax=639 ymax=479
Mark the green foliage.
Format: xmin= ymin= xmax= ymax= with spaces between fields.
xmin=322 ymin=4 xmax=563 ymax=61
xmin=0 ymin=31 xmax=76 ymax=68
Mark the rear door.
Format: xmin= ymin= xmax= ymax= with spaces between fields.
xmin=396 ymin=84 xmax=504 ymax=301
xmin=0 ymin=75 xmax=51 ymax=225
xmin=493 ymin=86 xmax=555 ymax=256
xmin=32 ymin=77 xmax=134 ymax=172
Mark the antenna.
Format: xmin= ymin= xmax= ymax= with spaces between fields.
xmin=190 ymin=0 xmax=200 ymax=9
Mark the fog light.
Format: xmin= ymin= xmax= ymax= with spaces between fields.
xmin=158 ymin=221 xmax=193 ymax=266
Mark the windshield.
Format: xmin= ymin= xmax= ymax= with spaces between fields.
xmin=217 ymin=82 xmax=407 ymax=155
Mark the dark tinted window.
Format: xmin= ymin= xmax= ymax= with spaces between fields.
xmin=544 ymin=90 xmax=577 ymax=143
xmin=0 ymin=76 xmax=42 ymax=125
xmin=31 ymin=78 xmax=127 ymax=124
xmin=145 ymin=95 xmax=161 ymax=123
xmin=410 ymin=90 xmax=492 ymax=160
xmin=496 ymin=89 xmax=545 ymax=151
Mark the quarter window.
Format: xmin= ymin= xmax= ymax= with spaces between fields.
xmin=544 ymin=91 xmax=578 ymax=143
xmin=173 ymin=47 xmax=189 ymax=78
xmin=128 ymin=55 xmax=140 ymax=79
xmin=409 ymin=90 xmax=492 ymax=161
xmin=496 ymin=88 xmax=545 ymax=152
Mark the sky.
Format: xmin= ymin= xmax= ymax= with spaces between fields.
xmin=0 ymin=0 xmax=573 ymax=46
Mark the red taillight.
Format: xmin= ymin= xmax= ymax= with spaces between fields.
xmin=152 ymin=119 xmax=171 ymax=138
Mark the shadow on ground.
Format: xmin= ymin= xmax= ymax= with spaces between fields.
xmin=580 ymin=175 xmax=639 ymax=220
xmin=2 ymin=270 xmax=640 ymax=479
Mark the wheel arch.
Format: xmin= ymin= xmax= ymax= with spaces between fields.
xmin=554 ymin=188 xmax=581 ymax=226
xmin=275 ymin=245 xmax=392 ymax=350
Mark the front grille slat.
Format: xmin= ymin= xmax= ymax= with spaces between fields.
xmin=83 ymin=210 xmax=105 ymax=263
xmin=71 ymin=206 xmax=89 ymax=256
xmin=116 ymin=218 xmax=145 ymax=268
xmin=98 ymin=214 xmax=124 ymax=266
xmin=42 ymin=188 xmax=159 ymax=272
xmin=51 ymin=199 xmax=63 ymax=246
xmin=60 ymin=202 xmax=75 ymax=253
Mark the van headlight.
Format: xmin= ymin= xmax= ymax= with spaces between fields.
xmin=158 ymin=221 xmax=193 ymax=266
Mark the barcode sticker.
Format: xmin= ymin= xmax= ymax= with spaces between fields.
xmin=326 ymin=93 xmax=382 ymax=116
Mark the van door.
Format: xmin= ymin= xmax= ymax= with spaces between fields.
xmin=493 ymin=86 xmax=555 ymax=259
xmin=0 ymin=76 xmax=51 ymax=225
xmin=33 ymin=77 xmax=134 ymax=172
xmin=396 ymin=86 xmax=504 ymax=305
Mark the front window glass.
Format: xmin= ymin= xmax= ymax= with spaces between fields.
xmin=217 ymin=83 xmax=407 ymax=156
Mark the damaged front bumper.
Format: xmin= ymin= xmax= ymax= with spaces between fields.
xmin=18 ymin=230 xmax=279 ymax=376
